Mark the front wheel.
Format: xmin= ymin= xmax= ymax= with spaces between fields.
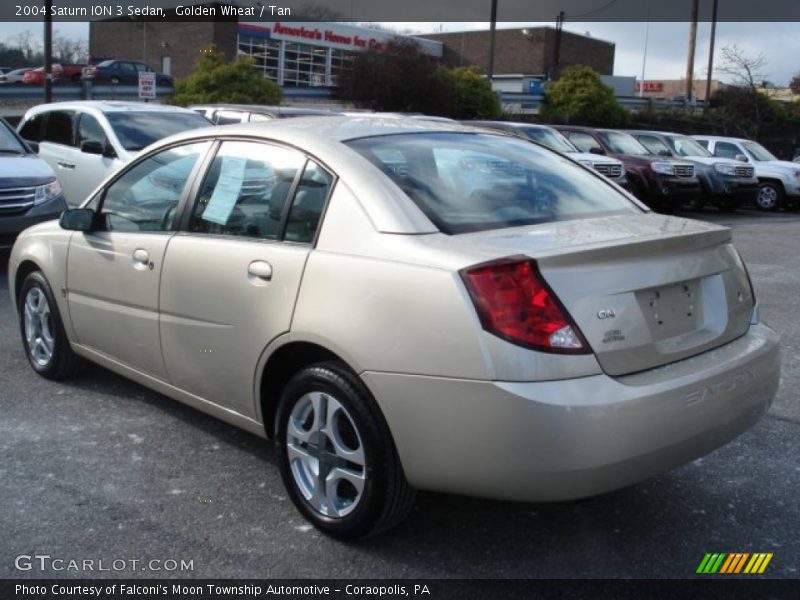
xmin=276 ymin=362 xmax=414 ymax=539
xmin=18 ymin=271 xmax=83 ymax=379
xmin=756 ymin=182 xmax=783 ymax=211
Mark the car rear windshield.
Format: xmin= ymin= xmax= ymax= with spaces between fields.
xmin=106 ymin=112 xmax=211 ymax=151
xmin=346 ymin=132 xmax=640 ymax=234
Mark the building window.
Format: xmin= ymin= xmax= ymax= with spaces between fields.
xmin=238 ymin=34 xmax=280 ymax=83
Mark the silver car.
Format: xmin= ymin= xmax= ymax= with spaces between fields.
xmin=8 ymin=118 xmax=781 ymax=539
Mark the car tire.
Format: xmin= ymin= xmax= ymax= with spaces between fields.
xmin=756 ymin=181 xmax=783 ymax=211
xmin=276 ymin=361 xmax=415 ymax=540
xmin=18 ymin=271 xmax=83 ymax=380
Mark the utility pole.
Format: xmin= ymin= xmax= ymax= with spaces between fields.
xmin=685 ymin=0 xmax=699 ymax=100
xmin=704 ymin=0 xmax=719 ymax=111
xmin=487 ymin=0 xmax=498 ymax=83
xmin=553 ymin=10 xmax=565 ymax=80
xmin=44 ymin=0 xmax=52 ymax=103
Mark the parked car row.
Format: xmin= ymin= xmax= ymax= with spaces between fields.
xmin=1 ymin=57 xmax=173 ymax=87
xmin=6 ymin=113 xmax=781 ymax=539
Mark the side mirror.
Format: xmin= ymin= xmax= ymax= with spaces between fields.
xmin=589 ymin=147 xmax=605 ymax=155
xmin=80 ymin=140 xmax=104 ymax=155
xmin=735 ymin=154 xmax=749 ymax=162
xmin=59 ymin=208 xmax=95 ymax=232
xmin=25 ymin=140 xmax=39 ymax=153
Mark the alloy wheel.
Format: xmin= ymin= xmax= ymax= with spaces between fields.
xmin=757 ymin=185 xmax=779 ymax=210
xmin=23 ymin=287 xmax=54 ymax=367
xmin=286 ymin=391 xmax=366 ymax=518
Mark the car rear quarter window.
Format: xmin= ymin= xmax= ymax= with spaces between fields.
xmin=284 ymin=161 xmax=334 ymax=243
xmin=189 ymin=141 xmax=305 ymax=241
xmin=42 ymin=111 xmax=75 ymax=146
xmin=347 ymin=132 xmax=639 ymax=235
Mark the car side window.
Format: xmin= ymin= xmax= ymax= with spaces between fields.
xmin=119 ymin=62 xmax=137 ymax=74
xmin=19 ymin=113 xmax=45 ymax=142
xmin=42 ymin=111 xmax=75 ymax=146
xmin=76 ymin=113 xmax=109 ymax=148
xmin=714 ymin=142 xmax=741 ymax=159
xmin=100 ymin=142 xmax=210 ymax=232
xmin=567 ymin=131 xmax=602 ymax=153
xmin=284 ymin=161 xmax=334 ymax=243
xmin=637 ymin=135 xmax=671 ymax=156
xmin=189 ymin=141 xmax=305 ymax=240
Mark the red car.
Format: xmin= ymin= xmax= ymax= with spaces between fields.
xmin=22 ymin=64 xmax=85 ymax=85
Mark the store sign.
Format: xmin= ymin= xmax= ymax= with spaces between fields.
xmin=138 ymin=71 xmax=156 ymax=99
xmin=635 ymin=81 xmax=664 ymax=92
xmin=272 ymin=22 xmax=385 ymax=51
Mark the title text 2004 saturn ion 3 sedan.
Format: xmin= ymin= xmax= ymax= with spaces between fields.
xmin=9 ymin=118 xmax=781 ymax=539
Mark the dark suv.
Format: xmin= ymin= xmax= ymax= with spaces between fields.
xmin=555 ymin=126 xmax=701 ymax=210
xmin=0 ymin=118 xmax=66 ymax=249
xmin=625 ymin=130 xmax=758 ymax=210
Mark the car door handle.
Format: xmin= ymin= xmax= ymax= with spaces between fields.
xmin=248 ymin=260 xmax=273 ymax=281
xmin=57 ymin=161 xmax=75 ymax=169
xmin=132 ymin=248 xmax=150 ymax=264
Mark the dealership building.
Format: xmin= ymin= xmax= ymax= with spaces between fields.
xmin=89 ymin=16 xmax=612 ymax=89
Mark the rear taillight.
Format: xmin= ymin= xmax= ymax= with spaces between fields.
xmin=460 ymin=256 xmax=590 ymax=354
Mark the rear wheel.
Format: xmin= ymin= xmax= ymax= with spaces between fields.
xmin=276 ymin=362 xmax=414 ymax=539
xmin=18 ymin=271 xmax=83 ymax=379
xmin=756 ymin=181 xmax=783 ymax=211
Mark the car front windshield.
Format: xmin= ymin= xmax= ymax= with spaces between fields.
xmin=598 ymin=131 xmax=650 ymax=155
xmin=346 ymin=132 xmax=639 ymax=235
xmin=670 ymin=136 xmax=712 ymax=157
xmin=106 ymin=112 xmax=211 ymax=151
xmin=521 ymin=127 xmax=577 ymax=153
xmin=743 ymin=141 xmax=778 ymax=161
xmin=0 ymin=121 xmax=27 ymax=153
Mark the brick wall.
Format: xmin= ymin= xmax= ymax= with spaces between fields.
xmin=89 ymin=20 xmax=238 ymax=80
xmin=423 ymin=28 xmax=614 ymax=78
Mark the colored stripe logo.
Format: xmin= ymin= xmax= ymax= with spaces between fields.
xmin=697 ymin=553 xmax=773 ymax=574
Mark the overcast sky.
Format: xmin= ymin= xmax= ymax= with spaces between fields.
xmin=0 ymin=20 xmax=796 ymax=85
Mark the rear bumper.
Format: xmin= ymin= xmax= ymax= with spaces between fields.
xmin=363 ymin=322 xmax=780 ymax=502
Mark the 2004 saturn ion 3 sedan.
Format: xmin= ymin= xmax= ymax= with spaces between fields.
xmin=9 ymin=118 xmax=781 ymax=539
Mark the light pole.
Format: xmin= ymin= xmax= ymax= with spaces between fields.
xmin=704 ymin=0 xmax=719 ymax=110
xmin=44 ymin=0 xmax=52 ymax=103
xmin=487 ymin=0 xmax=498 ymax=83
xmin=639 ymin=0 xmax=652 ymax=98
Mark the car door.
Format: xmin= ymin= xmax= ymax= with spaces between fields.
xmin=66 ymin=141 xmax=212 ymax=379
xmin=118 ymin=62 xmax=139 ymax=83
xmin=71 ymin=112 xmax=126 ymax=204
xmin=159 ymin=140 xmax=334 ymax=417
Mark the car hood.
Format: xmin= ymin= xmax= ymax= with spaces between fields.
xmin=681 ymin=155 xmax=740 ymax=167
xmin=0 ymin=154 xmax=57 ymax=187
xmin=755 ymin=160 xmax=800 ymax=172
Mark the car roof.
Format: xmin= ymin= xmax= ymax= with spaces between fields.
xmin=25 ymin=101 xmax=198 ymax=115
xmin=692 ymin=135 xmax=749 ymax=143
xmin=625 ymin=130 xmax=687 ymax=138
xmin=471 ymin=121 xmax=550 ymax=130
xmin=191 ymin=103 xmax=340 ymax=116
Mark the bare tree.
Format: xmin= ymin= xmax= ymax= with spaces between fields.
xmin=717 ymin=44 xmax=768 ymax=91
xmin=52 ymin=31 xmax=88 ymax=64
xmin=13 ymin=31 xmax=41 ymax=63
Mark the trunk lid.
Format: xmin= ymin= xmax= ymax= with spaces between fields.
xmin=449 ymin=213 xmax=754 ymax=376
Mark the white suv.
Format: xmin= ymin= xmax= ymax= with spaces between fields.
xmin=18 ymin=101 xmax=211 ymax=206
xmin=693 ymin=135 xmax=800 ymax=211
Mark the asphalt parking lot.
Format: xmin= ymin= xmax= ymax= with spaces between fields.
xmin=1 ymin=209 xmax=798 ymax=580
